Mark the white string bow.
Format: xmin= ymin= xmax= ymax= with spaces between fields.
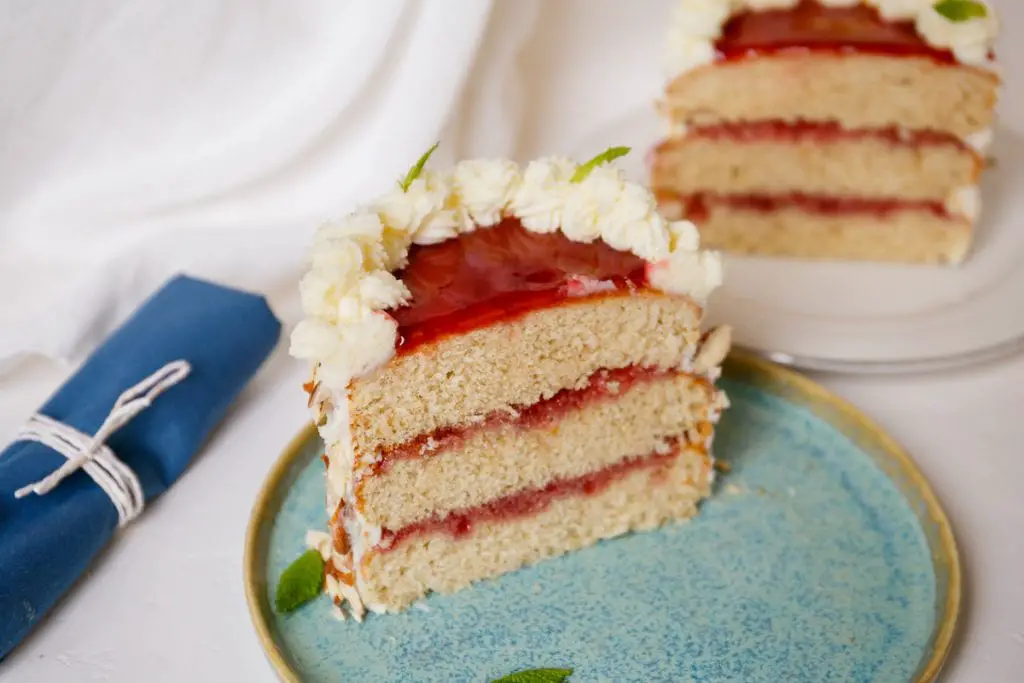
xmin=13 ymin=360 xmax=191 ymax=527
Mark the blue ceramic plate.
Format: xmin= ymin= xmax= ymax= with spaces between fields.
xmin=245 ymin=351 xmax=959 ymax=683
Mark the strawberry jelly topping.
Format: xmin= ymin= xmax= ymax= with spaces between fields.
xmin=716 ymin=0 xmax=955 ymax=64
xmin=682 ymin=120 xmax=968 ymax=150
xmin=667 ymin=192 xmax=954 ymax=221
xmin=377 ymin=442 xmax=690 ymax=552
xmin=368 ymin=366 xmax=684 ymax=475
xmin=391 ymin=218 xmax=649 ymax=353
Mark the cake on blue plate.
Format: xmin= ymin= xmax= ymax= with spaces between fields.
xmin=290 ymin=151 xmax=730 ymax=619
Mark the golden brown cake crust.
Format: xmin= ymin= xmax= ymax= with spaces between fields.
xmin=356 ymin=372 xmax=715 ymax=529
xmin=355 ymin=447 xmax=711 ymax=611
xmin=651 ymin=133 xmax=981 ymax=202
xmin=348 ymin=291 xmax=704 ymax=456
xmin=658 ymin=197 xmax=971 ymax=264
xmin=662 ymin=53 xmax=999 ymax=138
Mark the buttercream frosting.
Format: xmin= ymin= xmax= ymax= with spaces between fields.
xmin=947 ymin=184 xmax=981 ymax=222
xmin=915 ymin=2 xmax=999 ymax=66
xmin=666 ymin=0 xmax=999 ymax=76
xmin=964 ymin=128 xmax=993 ymax=155
xmin=291 ymin=154 xmax=722 ymax=388
xmin=295 ymin=153 xmax=730 ymax=619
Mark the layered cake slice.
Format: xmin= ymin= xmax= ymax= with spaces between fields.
xmin=290 ymin=149 xmax=729 ymax=618
xmin=654 ymin=0 xmax=1000 ymax=263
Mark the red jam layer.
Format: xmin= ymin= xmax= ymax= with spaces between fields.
xmin=684 ymin=120 xmax=969 ymax=151
xmin=670 ymin=192 xmax=954 ymax=221
xmin=392 ymin=218 xmax=649 ymax=353
xmin=716 ymin=0 xmax=956 ymax=64
xmin=365 ymin=366 xmax=684 ymax=476
xmin=377 ymin=441 xmax=689 ymax=552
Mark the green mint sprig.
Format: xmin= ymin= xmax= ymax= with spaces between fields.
xmin=491 ymin=667 xmax=574 ymax=683
xmin=570 ymin=146 xmax=631 ymax=183
xmin=398 ymin=142 xmax=440 ymax=191
xmin=933 ymin=0 xmax=987 ymax=21
xmin=274 ymin=549 xmax=324 ymax=613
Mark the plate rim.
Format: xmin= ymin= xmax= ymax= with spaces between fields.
xmin=244 ymin=418 xmax=313 ymax=683
xmin=738 ymin=336 xmax=1024 ymax=376
xmin=243 ymin=350 xmax=961 ymax=682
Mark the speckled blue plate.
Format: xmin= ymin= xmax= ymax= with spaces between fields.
xmin=245 ymin=351 xmax=959 ymax=683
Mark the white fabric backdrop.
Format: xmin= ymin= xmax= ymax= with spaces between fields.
xmin=0 ymin=0 xmax=544 ymax=366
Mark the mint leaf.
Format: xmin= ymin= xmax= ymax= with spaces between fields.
xmin=398 ymin=142 xmax=440 ymax=191
xmin=275 ymin=549 xmax=324 ymax=613
xmin=933 ymin=0 xmax=987 ymax=21
xmin=491 ymin=668 xmax=574 ymax=683
xmin=571 ymin=146 xmax=630 ymax=183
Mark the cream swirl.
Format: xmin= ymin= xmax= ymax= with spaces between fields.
xmin=916 ymin=3 xmax=998 ymax=67
xmin=291 ymin=154 xmax=723 ymax=389
xmin=507 ymin=156 xmax=577 ymax=233
xmin=865 ymin=0 xmax=932 ymax=20
xmin=665 ymin=0 xmax=999 ymax=76
xmin=453 ymin=158 xmax=522 ymax=227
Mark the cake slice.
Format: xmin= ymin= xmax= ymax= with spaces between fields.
xmin=289 ymin=149 xmax=729 ymax=618
xmin=653 ymin=0 xmax=1000 ymax=264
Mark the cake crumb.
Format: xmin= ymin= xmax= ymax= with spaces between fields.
xmin=693 ymin=325 xmax=732 ymax=373
xmin=713 ymin=460 xmax=731 ymax=473
xmin=305 ymin=529 xmax=333 ymax=561
xmin=725 ymin=484 xmax=743 ymax=495
xmin=498 ymin=405 xmax=521 ymax=419
xmin=413 ymin=602 xmax=431 ymax=612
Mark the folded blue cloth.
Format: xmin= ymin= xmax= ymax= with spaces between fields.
xmin=0 ymin=275 xmax=281 ymax=660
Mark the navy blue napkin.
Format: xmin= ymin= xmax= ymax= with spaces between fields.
xmin=0 ymin=274 xmax=281 ymax=659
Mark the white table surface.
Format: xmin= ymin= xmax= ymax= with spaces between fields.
xmin=1 ymin=280 xmax=1023 ymax=683
xmin=3 ymin=0 xmax=1024 ymax=678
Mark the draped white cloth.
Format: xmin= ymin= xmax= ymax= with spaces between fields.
xmin=0 ymin=0 xmax=552 ymax=366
